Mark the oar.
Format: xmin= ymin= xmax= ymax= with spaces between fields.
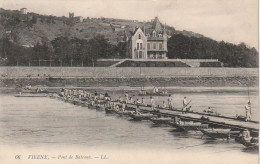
xmin=180 ymin=99 xmax=192 ymax=111
xmin=247 ymin=85 xmax=252 ymax=115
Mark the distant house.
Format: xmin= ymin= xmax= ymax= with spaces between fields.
xmin=69 ymin=12 xmax=74 ymax=18
xmin=83 ymin=17 xmax=90 ymax=22
xmin=125 ymin=17 xmax=168 ymax=59
xmin=68 ymin=12 xmax=83 ymax=23
xmin=75 ymin=16 xmax=83 ymax=23
xmin=22 ymin=44 xmax=34 ymax=48
xmin=20 ymin=8 xmax=27 ymax=14
xmin=79 ymin=16 xmax=83 ymax=22
xmin=111 ymin=23 xmax=121 ymax=28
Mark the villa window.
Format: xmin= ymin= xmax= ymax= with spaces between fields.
xmin=153 ymin=31 xmax=156 ymax=37
xmin=138 ymin=34 xmax=141 ymax=39
xmin=153 ymin=43 xmax=156 ymax=49
xmin=140 ymin=43 xmax=142 ymax=49
xmin=137 ymin=43 xmax=139 ymax=50
xmin=139 ymin=51 xmax=142 ymax=58
xmin=159 ymin=43 xmax=163 ymax=50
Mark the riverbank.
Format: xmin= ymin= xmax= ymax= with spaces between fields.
xmin=0 ymin=67 xmax=258 ymax=78
xmin=0 ymin=86 xmax=258 ymax=94
xmin=0 ymin=76 xmax=258 ymax=89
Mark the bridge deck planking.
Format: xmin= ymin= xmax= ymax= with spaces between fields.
xmin=127 ymin=104 xmax=259 ymax=131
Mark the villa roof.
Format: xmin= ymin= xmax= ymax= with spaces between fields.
xmin=152 ymin=17 xmax=163 ymax=33
xmin=128 ymin=17 xmax=166 ymax=38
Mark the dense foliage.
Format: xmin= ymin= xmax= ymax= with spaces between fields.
xmin=0 ymin=34 xmax=258 ymax=67
xmin=0 ymin=36 xmax=127 ymax=66
xmin=167 ymin=34 xmax=258 ymax=67
xmin=0 ymin=8 xmax=258 ymax=67
xmin=0 ymin=38 xmax=34 ymax=66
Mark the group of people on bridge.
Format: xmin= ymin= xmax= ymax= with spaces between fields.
xmin=123 ymin=93 xmax=191 ymax=113
xmin=57 ymin=88 xmax=252 ymax=121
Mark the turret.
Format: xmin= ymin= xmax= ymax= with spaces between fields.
xmin=153 ymin=16 xmax=163 ymax=33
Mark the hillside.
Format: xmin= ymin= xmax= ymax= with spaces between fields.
xmin=0 ymin=8 xmax=204 ymax=47
xmin=0 ymin=8 xmax=258 ymax=68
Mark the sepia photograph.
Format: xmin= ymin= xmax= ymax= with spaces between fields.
xmin=0 ymin=0 xmax=258 ymax=163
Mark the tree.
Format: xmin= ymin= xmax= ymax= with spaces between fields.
xmin=0 ymin=38 xmax=33 ymax=66
xmin=167 ymin=34 xmax=258 ymax=67
xmin=88 ymin=35 xmax=113 ymax=65
xmin=115 ymin=42 xmax=127 ymax=58
xmin=78 ymin=39 xmax=89 ymax=66
xmin=51 ymin=36 xmax=70 ymax=66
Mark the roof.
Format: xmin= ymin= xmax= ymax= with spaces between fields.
xmin=128 ymin=17 xmax=166 ymax=38
xmin=152 ymin=16 xmax=163 ymax=33
xmin=129 ymin=27 xmax=147 ymax=38
xmin=132 ymin=27 xmax=140 ymax=36
xmin=145 ymin=29 xmax=164 ymax=36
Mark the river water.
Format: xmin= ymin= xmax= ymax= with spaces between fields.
xmin=0 ymin=88 xmax=258 ymax=163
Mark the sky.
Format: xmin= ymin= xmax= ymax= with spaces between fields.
xmin=1 ymin=0 xmax=258 ymax=49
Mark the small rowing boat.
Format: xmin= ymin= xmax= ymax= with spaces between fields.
xmin=125 ymin=106 xmax=137 ymax=112
xmin=96 ymin=104 xmax=105 ymax=111
xmin=116 ymin=110 xmax=133 ymax=116
xmin=73 ymin=99 xmax=82 ymax=105
xmin=150 ymin=117 xmax=173 ymax=125
xmin=88 ymin=103 xmax=96 ymax=109
xmin=138 ymin=91 xmax=168 ymax=97
xmin=236 ymin=115 xmax=249 ymax=122
xmin=200 ymin=129 xmax=240 ymax=139
xmin=81 ymin=101 xmax=89 ymax=107
xmin=170 ymin=121 xmax=208 ymax=131
xmin=235 ymin=129 xmax=259 ymax=149
xmin=14 ymin=93 xmax=47 ymax=97
xmin=105 ymin=107 xmax=116 ymax=114
xmin=129 ymin=113 xmax=157 ymax=121
xmin=236 ymin=136 xmax=259 ymax=149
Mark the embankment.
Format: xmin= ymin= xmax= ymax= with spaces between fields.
xmin=0 ymin=67 xmax=258 ymax=88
